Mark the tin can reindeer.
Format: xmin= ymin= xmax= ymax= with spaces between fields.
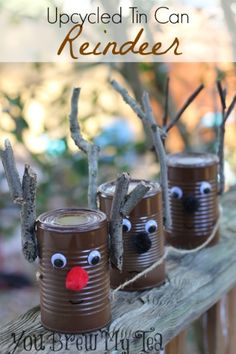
xmin=33 ymin=88 xmax=113 ymax=333
xmin=166 ymin=153 xmax=220 ymax=249
xmin=165 ymin=81 xmax=236 ymax=249
xmin=0 ymin=88 xmax=115 ymax=333
xmin=36 ymin=208 xmax=110 ymax=333
xmin=98 ymin=178 xmax=165 ymax=291
xmin=106 ymin=82 xmax=176 ymax=291
xmin=111 ymin=79 xmax=235 ymax=252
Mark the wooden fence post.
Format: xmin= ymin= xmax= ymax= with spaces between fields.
xmin=227 ymin=286 xmax=236 ymax=354
xmin=165 ymin=331 xmax=186 ymax=354
xmin=203 ymin=286 xmax=236 ymax=354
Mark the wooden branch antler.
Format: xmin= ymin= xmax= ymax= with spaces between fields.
xmin=0 ymin=139 xmax=23 ymax=203
xmin=69 ymin=88 xmax=100 ymax=209
xmin=162 ymin=77 xmax=170 ymax=129
xmin=216 ymin=81 xmax=236 ymax=195
xmin=111 ymin=80 xmax=146 ymax=122
xmin=111 ymin=79 xmax=170 ymax=228
xmin=142 ymin=92 xmax=171 ymax=229
xmin=21 ymin=165 xmax=37 ymax=262
xmin=120 ymin=180 xmax=150 ymax=216
xmin=164 ymin=81 xmax=204 ymax=133
xmin=110 ymin=173 xmax=150 ymax=270
xmin=111 ymin=80 xmax=167 ymax=140
xmin=0 ymin=140 xmax=37 ymax=262
xmin=109 ymin=173 xmax=130 ymax=270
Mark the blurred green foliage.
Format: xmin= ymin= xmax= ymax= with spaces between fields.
xmin=0 ymin=67 xmax=147 ymax=217
xmin=0 ymin=62 xmax=235 ymax=239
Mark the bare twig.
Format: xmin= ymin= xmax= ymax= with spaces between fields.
xmin=224 ymin=95 xmax=236 ymax=122
xmin=69 ymin=88 xmax=89 ymax=153
xmin=217 ymin=81 xmax=236 ymax=195
xmin=142 ymin=92 xmax=171 ymax=229
xmin=162 ymin=77 xmax=170 ymax=129
xmin=121 ymin=181 xmax=150 ymax=216
xmin=87 ymin=145 xmax=99 ymax=211
xmin=0 ymin=140 xmax=37 ymax=262
xmin=111 ymin=79 xmax=167 ymax=141
xmin=111 ymin=80 xmax=146 ymax=121
xmin=21 ymin=165 xmax=37 ymax=262
xmin=110 ymin=172 xmax=130 ymax=270
xmin=217 ymin=81 xmax=227 ymax=110
xmin=217 ymin=81 xmax=226 ymax=195
xmin=166 ymin=84 xmax=204 ymax=132
xmin=109 ymin=174 xmax=150 ymax=270
xmin=111 ymin=80 xmax=171 ymax=228
xmin=0 ymin=139 xmax=23 ymax=204
xmin=69 ymin=88 xmax=100 ymax=209
xmin=111 ymin=78 xmax=155 ymax=150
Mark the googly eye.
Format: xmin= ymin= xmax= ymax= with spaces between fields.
xmin=122 ymin=219 xmax=132 ymax=232
xmin=200 ymin=181 xmax=212 ymax=195
xmin=145 ymin=220 xmax=158 ymax=233
xmin=51 ymin=253 xmax=67 ymax=268
xmin=170 ymin=186 xmax=183 ymax=199
xmin=87 ymin=250 xmax=101 ymax=265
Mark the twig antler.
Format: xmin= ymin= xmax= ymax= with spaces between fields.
xmin=111 ymin=80 xmax=167 ymax=140
xmin=21 ymin=165 xmax=37 ymax=262
xmin=110 ymin=173 xmax=150 ymax=270
xmin=69 ymin=88 xmax=100 ymax=209
xmin=142 ymin=92 xmax=171 ymax=229
xmin=111 ymin=80 xmax=146 ymax=122
xmin=162 ymin=77 xmax=170 ymax=129
xmin=111 ymin=78 xmax=205 ymax=228
xmin=162 ymin=78 xmax=204 ymax=133
xmin=0 ymin=139 xmax=23 ymax=203
xmin=0 ymin=140 xmax=37 ymax=262
xmin=111 ymin=79 xmax=171 ymax=228
xmin=109 ymin=173 xmax=130 ymax=270
xmin=216 ymin=81 xmax=236 ymax=195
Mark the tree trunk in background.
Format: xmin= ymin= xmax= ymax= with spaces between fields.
xmin=220 ymin=0 xmax=236 ymax=63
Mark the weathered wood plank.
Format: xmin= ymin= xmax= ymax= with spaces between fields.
xmin=1 ymin=189 xmax=236 ymax=354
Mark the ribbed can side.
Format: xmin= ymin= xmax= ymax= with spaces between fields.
xmin=166 ymin=159 xmax=220 ymax=249
xmin=36 ymin=211 xmax=111 ymax=333
xmin=98 ymin=180 xmax=165 ymax=291
xmin=122 ymin=213 xmax=163 ymax=271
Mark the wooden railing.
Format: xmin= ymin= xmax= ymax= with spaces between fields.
xmin=0 ymin=188 xmax=236 ymax=354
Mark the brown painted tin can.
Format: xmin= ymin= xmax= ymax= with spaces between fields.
xmin=36 ymin=208 xmax=110 ymax=333
xmin=166 ymin=153 xmax=220 ymax=249
xmin=98 ymin=180 xmax=165 ymax=291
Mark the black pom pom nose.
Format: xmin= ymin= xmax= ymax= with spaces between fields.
xmin=182 ymin=196 xmax=200 ymax=214
xmin=132 ymin=232 xmax=152 ymax=254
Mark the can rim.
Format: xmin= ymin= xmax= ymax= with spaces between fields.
xmin=37 ymin=208 xmax=107 ymax=232
xmin=97 ymin=179 xmax=161 ymax=199
xmin=167 ymin=152 xmax=219 ymax=168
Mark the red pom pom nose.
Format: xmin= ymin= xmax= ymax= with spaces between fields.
xmin=66 ymin=266 xmax=89 ymax=291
